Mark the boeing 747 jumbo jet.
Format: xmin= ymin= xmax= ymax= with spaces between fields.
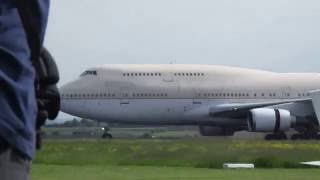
xmin=60 ymin=64 xmax=320 ymax=140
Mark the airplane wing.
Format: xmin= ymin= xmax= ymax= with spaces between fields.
xmin=310 ymin=90 xmax=320 ymax=125
xmin=209 ymin=99 xmax=311 ymax=118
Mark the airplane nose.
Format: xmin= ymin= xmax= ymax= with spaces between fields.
xmin=59 ymin=82 xmax=74 ymax=114
xmin=59 ymin=83 xmax=70 ymax=112
xmin=59 ymin=79 xmax=87 ymax=116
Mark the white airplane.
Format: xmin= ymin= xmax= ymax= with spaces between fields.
xmin=60 ymin=64 xmax=320 ymax=140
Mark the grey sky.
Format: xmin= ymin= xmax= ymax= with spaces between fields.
xmin=44 ymin=0 xmax=320 ymax=120
xmin=45 ymin=0 xmax=320 ymax=85
xmin=46 ymin=0 xmax=320 ymax=84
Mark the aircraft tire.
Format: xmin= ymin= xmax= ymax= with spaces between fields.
xmin=102 ymin=133 xmax=113 ymax=139
xmin=278 ymin=133 xmax=288 ymax=140
xmin=265 ymin=134 xmax=274 ymax=140
xmin=291 ymin=134 xmax=301 ymax=140
xmin=265 ymin=133 xmax=287 ymax=140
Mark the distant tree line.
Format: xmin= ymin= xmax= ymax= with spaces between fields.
xmin=46 ymin=118 xmax=97 ymax=128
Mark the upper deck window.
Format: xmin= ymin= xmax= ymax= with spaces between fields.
xmin=80 ymin=70 xmax=97 ymax=77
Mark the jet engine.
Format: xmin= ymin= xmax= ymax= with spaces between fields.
xmin=247 ymin=108 xmax=295 ymax=132
xmin=199 ymin=126 xmax=234 ymax=136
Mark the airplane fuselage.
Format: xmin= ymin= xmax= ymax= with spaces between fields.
xmin=60 ymin=65 xmax=320 ymax=130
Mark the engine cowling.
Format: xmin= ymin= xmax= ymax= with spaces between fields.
xmin=199 ymin=126 xmax=235 ymax=136
xmin=247 ymin=108 xmax=295 ymax=132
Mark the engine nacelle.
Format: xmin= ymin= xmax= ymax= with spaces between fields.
xmin=199 ymin=126 xmax=234 ymax=136
xmin=247 ymin=108 xmax=295 ymax=132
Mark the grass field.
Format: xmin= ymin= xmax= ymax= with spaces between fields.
xmin=32 ymin=165 xmax=320 ymax=180
xmin=32 ymin=139 xmax=320 ymax=179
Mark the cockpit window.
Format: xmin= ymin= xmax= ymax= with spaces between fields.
xmin=80 ymin=70 xmax=97 ymax=77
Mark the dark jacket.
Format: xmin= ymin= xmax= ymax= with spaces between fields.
xmin=0 ymin=0 xmax=50 ymax=159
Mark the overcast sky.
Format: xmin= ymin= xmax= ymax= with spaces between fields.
xmin=45 ymin=0 xmax=320 ymax=86
xmin=44 ymin=0 xmax=320 ymax=120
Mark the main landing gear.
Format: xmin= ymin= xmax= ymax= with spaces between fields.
xmin=101 ymin=126 xmax=113 ymax=139
xmin=291 ymin=133 xmax=320 ymax=140
xmin=264 ymin=133 xmax=288 ymax=140
xmin=291 ymin=124 xmax=320 ymax=140
xmin=264 ymin=132 xmax=320 ymax=140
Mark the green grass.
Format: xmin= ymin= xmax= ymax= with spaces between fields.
xmin=32 ymin=139 xmax=320 ymax=179
xmin=34 ymin=139 xmax=320 ymax=168
xmin=32 ymin=165 xmax=320 ymax=180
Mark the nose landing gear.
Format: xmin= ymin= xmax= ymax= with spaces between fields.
xmin=101 ymin=126 xmax=113 ymax=139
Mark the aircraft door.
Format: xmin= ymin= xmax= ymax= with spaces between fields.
xmin=163 ymin=72 xmax=174 ymax=82
xmin=193 ymin=90 xmax=202 ymax=105
xmin=192 ymin=89 xmax=209 ymax=106
xmin=120 ymin=87 xmax=130 ymax=105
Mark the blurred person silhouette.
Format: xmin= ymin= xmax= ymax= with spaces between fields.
xmin=0 ymin=0 xmax=60 ymax=179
